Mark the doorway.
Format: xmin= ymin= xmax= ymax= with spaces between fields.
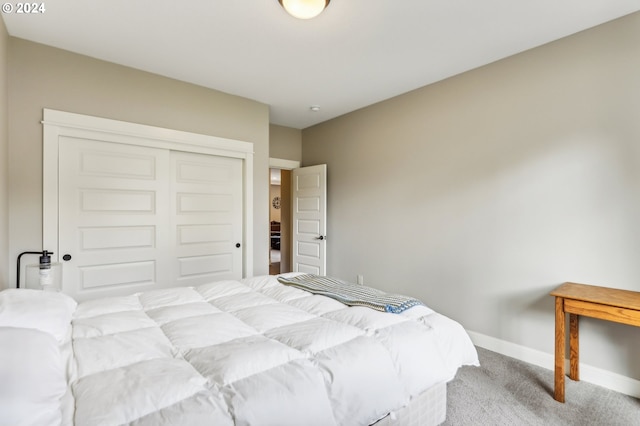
xmin=269 ymin=168 xmax=292 ymax=274
xmin=268 ymin=159 xmax=326 ymax=276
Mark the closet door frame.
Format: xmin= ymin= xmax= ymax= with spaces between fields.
xmin=42 ymin=108 xmax=254 ymax=282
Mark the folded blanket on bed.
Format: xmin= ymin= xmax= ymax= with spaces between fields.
xmin=277 ymin=274 xmax=423 ymax=313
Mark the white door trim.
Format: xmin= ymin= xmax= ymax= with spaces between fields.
xmin=42 ymin=109 xmax=254 ymax=278
xmin=269 ymin=158 xmax=300 ymax=170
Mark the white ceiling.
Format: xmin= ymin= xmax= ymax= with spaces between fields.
xmin=3 ymin=1 xmax=639 ymax=129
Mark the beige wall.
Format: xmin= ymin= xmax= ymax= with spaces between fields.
xmin=7 ymin=38 xmax=271 ymax=286
xmin=0 ymin=20 xmax=8 ymax=289
xmin=302 ymin=12 xmax=640 ymax=382
xmin=270 ymin=184 xmax=281 ymax=223
xmin=269 ymin=124 xmax=302 ymax=161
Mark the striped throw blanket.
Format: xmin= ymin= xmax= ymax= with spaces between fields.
xmin=277 ymin=274 xmax=423 ymax=314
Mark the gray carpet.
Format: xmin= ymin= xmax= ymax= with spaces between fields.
xmin=443 ymin=347 xmax=640 ymax=425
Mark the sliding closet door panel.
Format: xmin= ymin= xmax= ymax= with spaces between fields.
xmin=58 ymin=137 xmax=172 ymax=299
xmin=171 ymin=151 xmax=243 ymax=284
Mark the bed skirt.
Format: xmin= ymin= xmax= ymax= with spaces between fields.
xmin=373 ymin=382 xmax=447 ymax=426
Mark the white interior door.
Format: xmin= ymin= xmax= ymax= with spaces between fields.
xmin=172 ymin=151 xmax=243 ymax=286
xmin=56 ymin=138 xmax=243 ymax=300
xmin=292 ymin=164 xmax=327 ymax=275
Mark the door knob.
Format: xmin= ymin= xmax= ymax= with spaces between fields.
xmin=316 ymin=235 xmax=325 ymax=240
xmin=236 ymin=243 xmax=241 ymax=248
xmin=62 ymin=254 xmax=72 ymax=261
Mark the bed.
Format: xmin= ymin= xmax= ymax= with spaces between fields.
xmin=0 ymin=273 xmax=478 ymax=426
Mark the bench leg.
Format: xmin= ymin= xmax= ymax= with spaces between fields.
xmin=569 ymin=313 xmax=579 ymax=381
xmin=554 ymin=297 xmax=565 ymax=402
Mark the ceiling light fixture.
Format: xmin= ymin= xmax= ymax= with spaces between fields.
xmin=278 ymin=0 xmax=330 ymax=20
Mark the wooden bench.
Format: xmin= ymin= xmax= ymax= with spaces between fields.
xmin=550 ymin=282 xmax=640 ymax=402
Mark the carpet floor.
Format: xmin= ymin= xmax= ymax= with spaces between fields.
xmin=443 ymin=347 xmax=640 ymax=425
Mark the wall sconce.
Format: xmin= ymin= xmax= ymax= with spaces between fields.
xmin=17 ymin=250 xmax=62 ymax=291
xmin=278 ymin=0 xmax=330 ymax=19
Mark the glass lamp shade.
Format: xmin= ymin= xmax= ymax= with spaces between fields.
xmin=279 ymin=0 xmax=330 ymax=19
xmin=25 ymin=262 xmax=62 ymax=291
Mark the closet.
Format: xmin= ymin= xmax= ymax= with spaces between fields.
xmin=42 ymin=109 xmax=253 ymax=301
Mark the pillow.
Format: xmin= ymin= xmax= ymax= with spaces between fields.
xmin=0 ymin=289 xmax=77 ymax=343
xmin=0 ymin=327 xmax=66 ymax=426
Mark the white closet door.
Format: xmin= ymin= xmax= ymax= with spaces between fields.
xmin=171 ymin=151 xmax=243 ymax=286
xmin=58 ymin=137 xmax=172 ymax=299
xmin=56 ymin=138 xmax=243 ymax=300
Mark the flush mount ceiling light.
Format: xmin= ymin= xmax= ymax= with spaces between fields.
xmin=278 ymin=0 xmax=330 ymax=20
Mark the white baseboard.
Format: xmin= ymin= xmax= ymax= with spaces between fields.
xmin=467 ymin=330 xmax=640 ymax=399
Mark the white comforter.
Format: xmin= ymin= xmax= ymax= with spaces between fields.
xmin=60 ymin=274 xmax=478 ymax=426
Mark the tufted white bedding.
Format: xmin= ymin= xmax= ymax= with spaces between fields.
xmin=1 ymin=274 xmax=479 ymax=426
